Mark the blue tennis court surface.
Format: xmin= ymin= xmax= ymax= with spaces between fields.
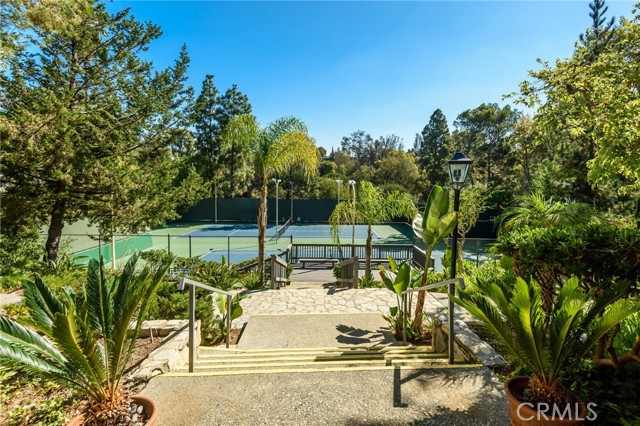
xmin=182 ymin=223 xmax=377 ymax=240
xmin=201 ymin=249 xmax=284 ymax=263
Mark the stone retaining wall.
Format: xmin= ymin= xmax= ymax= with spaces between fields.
xmin=130 ymin=320 xmax=201 ymax=381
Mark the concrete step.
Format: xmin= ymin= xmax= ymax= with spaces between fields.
xmin=161 ymin=345 xmax=480 ymax=377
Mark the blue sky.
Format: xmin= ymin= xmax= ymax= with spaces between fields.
xmin=108 ymin=1 xmax=636 ymax=150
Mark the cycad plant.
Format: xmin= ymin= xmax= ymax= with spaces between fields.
xmin=411 ymin=185 xmax=457 ymax=327
xmin=450 ymin=276 xmax=640 ymax=405
xmin=0 ymin=254 xmax=172 ymax=424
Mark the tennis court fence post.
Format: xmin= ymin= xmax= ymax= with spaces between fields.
xmin=167 ymin=234 xmax=171 ymax=255
xmin=227 ymin=236 xmax=231 ymax=260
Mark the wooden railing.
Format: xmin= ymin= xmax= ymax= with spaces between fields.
xmin=411 ymin=245 xmax=434 ymax=269
xmin=270 ymin=254 xmax=289 ymax=290
xmin=337 ymin=256 xmax=359 ymax=289
xmin=290 ymin=243 xmax=413 ymax=264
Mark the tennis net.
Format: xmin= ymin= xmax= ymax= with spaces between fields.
xmin=270 ymin=218 xmax=291 ymax=241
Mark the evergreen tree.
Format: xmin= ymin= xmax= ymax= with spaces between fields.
xmin=414 ymin=109 xmax=451 ymax=187
xmin=193 ymin=74 xmax=221 ymax=196
xmin=0 ymin=2 xmax=203 ymax=260
xmin=579 ymin=0 xmax=616 ymax=60
xmin=215 ymin=84 xmax=253 ymax=196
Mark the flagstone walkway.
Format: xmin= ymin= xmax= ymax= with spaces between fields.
xmin=233 ymin=287 xmax=448 ymax=328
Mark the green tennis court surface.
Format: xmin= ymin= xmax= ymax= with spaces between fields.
xmin=65 ymin=222 xmax=414 ymax=265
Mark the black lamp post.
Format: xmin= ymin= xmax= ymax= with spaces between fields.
xmin=447 ymin=151 xmax=472 ymax=364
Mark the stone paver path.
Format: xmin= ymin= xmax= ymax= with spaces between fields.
xmin=233 ymin=287 xmax=447 ymax=328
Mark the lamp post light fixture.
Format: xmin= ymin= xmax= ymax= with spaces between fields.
xmin=336 ymin=179 xmax=343 ymax=204
xmin=348 ymin=180 xmax=356 ymax=245
xmin=272 ymin=178 xmax=281 ymax=238
xmin=447 ymin=151 xmax=472 ymax=364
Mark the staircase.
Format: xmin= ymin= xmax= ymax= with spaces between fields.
xmin=163 ymin=345 xmax=481 ymax=377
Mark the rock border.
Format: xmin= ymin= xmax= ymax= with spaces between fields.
xmin=433 ymin=309 xmax=508 ymax=368
xmin=129 ymin=319 xmax=201 ymax=381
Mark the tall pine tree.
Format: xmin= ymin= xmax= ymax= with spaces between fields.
xmin=0 ymin=2 xmax=203 ymax=260
xmin=216 ymin=84 xmax=253 ymax=196
xmin=414 ymin=109 xmax=451 ymax=188
xmin=193 ymin=74 xmax=221 ymax=196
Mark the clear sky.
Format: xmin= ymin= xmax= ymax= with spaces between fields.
xmin=107 ymin=1 xmax=637 ymax=151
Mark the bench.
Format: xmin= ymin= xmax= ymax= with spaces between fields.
xmin=299 ymin=258 xmax=339 ymax=268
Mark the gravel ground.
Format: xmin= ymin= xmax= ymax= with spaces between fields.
xmin=141 ymin=367 xmax=509 ymax=425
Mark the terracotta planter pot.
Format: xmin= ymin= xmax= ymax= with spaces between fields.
xmin=504 ymin=376 xmax=587 ymax=426
xmin=67 ymin=395 xmax=158 ymax=426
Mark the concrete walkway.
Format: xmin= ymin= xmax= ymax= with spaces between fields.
xmin=142 ymin=367 xmax=509 ymax=425
xmin=238 ymin=312 xmax=396 ymax=349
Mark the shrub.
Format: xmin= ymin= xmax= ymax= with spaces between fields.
xmin=494 ymin=224 xmax=640 ymax=294
xmin=358 ymin=275 xmax=383 ymax=288
xmin=241 ymin=271 xmax=265 ymax=291
xmin=332 ymin=263 xmax=342 ymax=280
xmin=145 ymin=280 xmax=217 ymax=344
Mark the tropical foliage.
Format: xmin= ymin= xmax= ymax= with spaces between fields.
xmin=498 ymin=192 xmax=602 ymax=234
xmin=223 ymin=115 xmax=319 ymax=278
xmin=411 ymin=185 xmax=457 ymax=327
xmin=329 ymin=181 xmax=417 ymax=278
xmin=378 ymin=258 xmax=423 ymax=339
xmin=0 ymin=254 xmax=172 ymax=423
xmin=450 ymin=276 xmax=640 ymax=405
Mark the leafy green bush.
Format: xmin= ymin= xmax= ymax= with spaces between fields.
xmin=145 ymin=280 xmax=218 ymax=344
xmin=0 ymin=274 xmax=27 ymax=293
xmin=495 ymin=224 xmax=640 ymax=293
xmin=358 ymin=274 xmax=383 ymax=288
xmin=565 ymin=361 xmax=640 ymax=426
xmin=332 ymin=263 xmax=341 ymax=280
xmin=241 ymin=271 xmax=265 ymax=290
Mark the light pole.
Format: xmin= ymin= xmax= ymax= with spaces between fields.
xmin=214 ymin=183 xmax=218 ymax=223
xmin=348 ymin=180 xmax=356 ymax=245
xmin=272 ymin=178 xmax=281 ymax=237
xmin=447 ymin=151 xmax=472 ymax=364
xmin=336 ymin=179 xmax=343 ymax=204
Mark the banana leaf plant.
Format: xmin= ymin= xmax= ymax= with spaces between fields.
xmin=215 ymin=293 xmax=248 ymax=333
xmin=412 ymin=185 xmax=458 ymax=327
xmin=450 ymin=276 xmax=640 ymax=405
xmin=0 ymin=254 xmax=172 ymax=424
xmin=378 ymin=257 xmax=423 ymax=338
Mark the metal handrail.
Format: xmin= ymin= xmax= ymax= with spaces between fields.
xmin=178 ymin=277 xmax=234 ymax=373
xmin=400 ymin=277 xmax=466 ymax=364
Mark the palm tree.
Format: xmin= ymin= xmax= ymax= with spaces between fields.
xmin=329 ymin=181 xmax=417 ymax=279
xmin=0 ymin=254 xmax=172 ymax=424
xmin=498 ymin=191 xmax=601 ymax=234
xmin=223 ymin=115 xmax=319 ymax=277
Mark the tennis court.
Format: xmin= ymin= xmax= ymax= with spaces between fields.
xmin=67 ymin=222 xmax=411 ymax=266
xmin=182 ymin=223 xmax=376 ymax=240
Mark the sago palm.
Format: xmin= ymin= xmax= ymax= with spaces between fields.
xmin=329 ymin=181 xmax=417 ymax=279
xmin=498 ymin=191 xmax=601 ymax=234
xmin=223 ymin=115 xmax=319 ymax=277
xmin=450 ymin=276 xmax=640 ymax=405
xmin=0 ymin=254 xmax=172 ymax=424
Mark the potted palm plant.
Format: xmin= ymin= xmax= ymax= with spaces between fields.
xmin=450 ymin=276 xmax=639 ymax=425
xmin=0 ymin=253 xmax=172 ymax=425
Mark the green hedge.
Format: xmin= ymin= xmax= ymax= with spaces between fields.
xmin=494 ymin=224 xmax=640 ymax=293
